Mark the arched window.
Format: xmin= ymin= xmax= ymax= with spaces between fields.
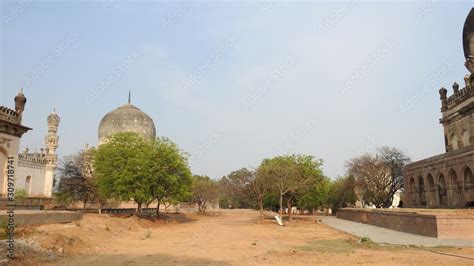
xmin=449 ymin=169 xmax=463 ymax=207
xmin=419 ymin=176 xmax=426 ymax=206
xmin=409 ymin=178 xmax=417 ymax=205
xmin=427 ymin=174 xmax=435 ymax=206
xmin=464 ymin=167 xmax=473 ymax=203
xmin=25 ymin=176 xmax=32 ymax=195
xmin=438 ymin=174 xmax=447 ymax=207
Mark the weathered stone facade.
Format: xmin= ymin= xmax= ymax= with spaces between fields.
xmin=404 ymin=8 xmax=474 ymax=208
xmin=0 ymin=89 xmax=59 ymax=198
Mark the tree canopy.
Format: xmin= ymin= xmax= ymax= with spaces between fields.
xmin=93 ymin=132 xmax=192 ymax=214
xmin=191 ymin=175 xmax=219 ymax=214
xmin=257 ymin=154 xmax=324 ymax=218
xmin=346 ymin=146 xmax=410 ymax=208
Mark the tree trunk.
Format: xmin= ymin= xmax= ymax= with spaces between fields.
xmin=279 ymin=192 xmax=283 ymax=218
xmin=137 ymin=202 xmax=142 ymax=214
xmin=259 ymin=197 xmax=264 ymax=219
xmin=201 ymin=200 xmax=207 ymax=214
xmin=83 ymin=201 xmax=87 ymax=209
xmin=287 ymin=200 xmax=293 ymax=221
xmin=156 ymin=201 xmax=160 ymax=218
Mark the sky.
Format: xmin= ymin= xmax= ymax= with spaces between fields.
xmin=1 ymin=0 xmax=473 ymax=180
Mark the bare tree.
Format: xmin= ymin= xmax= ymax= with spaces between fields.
xmin=346 ymin=146 xmax=410 ymax=208
xmin=378 ymin=146 xmax=410 ymax=208
xmin=57 ymin=148 xmax=99 ymax=208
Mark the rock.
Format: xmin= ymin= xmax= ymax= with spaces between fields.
xmin=58 ymin=247 xmax=64 ymax=254
xmin=0 ymin=259 xmax=9 ymax=264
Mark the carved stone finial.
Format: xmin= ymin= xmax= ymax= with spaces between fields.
xmin=453 ymin=82 xmax=459 ymax=93
xmin=439 ymin=87 xmax=448 ymax=110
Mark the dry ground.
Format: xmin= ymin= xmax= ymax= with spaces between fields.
xmin=5 ymin=210 xmax=474 ymax=265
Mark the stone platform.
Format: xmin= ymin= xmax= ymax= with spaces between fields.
xmin=337 ymin=208 xmax=474 ymax=239
xmin=0 ymin=210 xmax=83 ymax=226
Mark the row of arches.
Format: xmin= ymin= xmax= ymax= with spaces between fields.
xmin=408 ymin=167 xmax=473 ymax=208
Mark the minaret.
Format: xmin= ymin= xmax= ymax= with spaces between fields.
xmin=14 ymin=88 xmax=27 ymax=123
xmin=43 ymin=108 xmax=60 ymax=197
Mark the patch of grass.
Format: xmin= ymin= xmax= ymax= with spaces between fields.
xmin=144 ymin=229 xmax=152 ymax=239
xmin=296 ymin=239 xmax=355 ymax=253
xmin=0 ymin=220 xmax=7 ymax=240
xmin=359 ymin=236 xmax=375 ymax=246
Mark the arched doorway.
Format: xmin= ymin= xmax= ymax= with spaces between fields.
xmin=449 ymin=169 xmax=463 ymax=207
xmin=438 ymin=174 xmax=447 ymax=207
xmin=419 ymin=176 xmax=426 ymax=206
xmin=409 ymin=177 xmax=417 ymax=206
xmin=464 ymin=167 xmax=473 ymax=203
xmin=0 ymin=147 xmax=8 ymax=197
xmin=427 ymin=174 xmax=436 ymax=207
xmin=25 ymin=176 xmax=32 ymax=195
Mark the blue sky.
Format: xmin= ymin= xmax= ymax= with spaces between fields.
xmin=1 ymin=0 xmax=473 ymax=179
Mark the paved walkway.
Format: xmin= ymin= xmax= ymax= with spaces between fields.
xmin=320 ymin=216 xmax=474 ymax=247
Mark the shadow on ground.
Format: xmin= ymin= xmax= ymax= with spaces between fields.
xmin=54 ymin=253 xmax=230 ymax=265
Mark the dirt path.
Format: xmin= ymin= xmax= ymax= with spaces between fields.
xmin=15 ymin=211 xmax=474 ymax=265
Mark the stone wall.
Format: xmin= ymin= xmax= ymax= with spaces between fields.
xmin=403 ymin=146 xmax=474 ymax=208
xmin=0 ymin=210 xmax=83 ymax=226
xmin=337 ymin=208 xmax=474 ymax=239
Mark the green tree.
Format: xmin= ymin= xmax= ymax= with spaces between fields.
xmin=257 ymin=154 xmax=324 ymax=219
xmin=191 ymin=175 xmax=219 ymax=214
xmin=219 ymin=168 xmax=255 ymax=209
xmin=328 ymin=175 xmax=357 ymax=212
xmin=296 ymin=177 xmax=331 ymax=214
xmin=147 ymin=137 xmax=192 ymax=217
xmin=251 ymin=168 xmax=274 ymax=219
xmin=94 ymin=132 xmax=155 ymax=212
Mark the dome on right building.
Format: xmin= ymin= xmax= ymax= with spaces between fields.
xmin=463 ymin=8 xmax=474 ymax=73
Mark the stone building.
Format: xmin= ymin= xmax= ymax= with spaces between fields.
xmin=98 ymin=93 xmax=156 ymax=145
xmin=404 ymin=9 xmax=474 ymax=208
xmin=0 ymin=89 xmax=60 ymax=198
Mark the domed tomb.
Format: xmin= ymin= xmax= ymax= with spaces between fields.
xmin=98 ymin=95 xmax=156 ymax=145
xmin=463 ymin=8 xmax=474 ymax=73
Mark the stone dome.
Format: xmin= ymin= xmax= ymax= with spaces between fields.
xmin=463 ymin=8 xmax=474 ymax=73
xmin=98 ymin=103 xmax=156 ymax=145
